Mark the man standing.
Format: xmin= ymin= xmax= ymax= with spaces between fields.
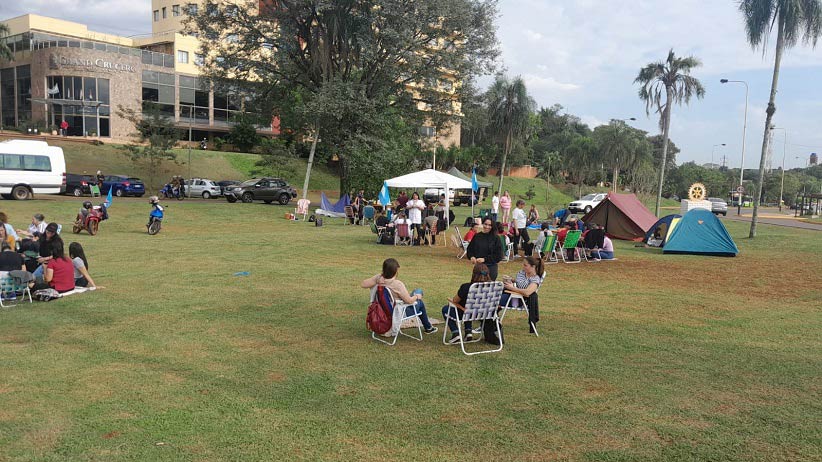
xmin=491 ymin=191 xmax=500 ymax=223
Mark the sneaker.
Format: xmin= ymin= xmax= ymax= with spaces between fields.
xmin=464 ymin=333 xmax=473 ymax=341
xmin=448 ymin=333 xmax=461 ymax=344
xmin=471 ymin=327 xmax=482 ymax=334
xmin=424 ymin=326 xmax=438 ymax=334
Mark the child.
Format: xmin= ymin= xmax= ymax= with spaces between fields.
xmin=147 ymin=195 xmax=164 ymax=227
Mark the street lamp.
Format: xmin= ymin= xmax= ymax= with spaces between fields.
xmin=711 ymin=143 xmax=726 ymax=169
xmin=769 ymin=126 xmax=787 ymax=212
xmin=720 ymin=79 xmax=749 ymax=215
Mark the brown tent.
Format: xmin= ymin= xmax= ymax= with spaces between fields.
xmin=581 ymin=193 xmax=658 ymax=241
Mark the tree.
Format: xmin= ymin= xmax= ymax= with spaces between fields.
xmin=228 ymin=113 xmax=262 ymax=153
xmin=486 ymin=75 xmax=535 ymax=194
xmin=635 ymin=49 xmax=705 ymax=216
xmin=0 ymin=24 xmax=13 ymax=64
xmin=647 ymin=134 xmax=680 ymax=172
xmin=117 ymin=103 xmax=179 ymax=191
xmin=565 ymin=135 xmax=597 ymax=197
xmin=739 ymin=0 xmax=822 ymax=237
xmin=188 ymin=0 xmax=499 ymax=196
xmin=592 ymin=120 xmax=651 ymax=192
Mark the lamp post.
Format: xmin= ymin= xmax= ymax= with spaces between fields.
xmin=186 ymin=105 xmax=193 ymax=198
xmin=769 ymin=126 xmax=787 ymax=212
xmin=720 ymin=79 xmax=748 ymax=215
xmin=711 ymin=143 xmax=726 ymax=169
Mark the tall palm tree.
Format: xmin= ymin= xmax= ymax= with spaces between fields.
xmin=0 ymin=24 xmax=14 ymax=63
xmin=593 ymin=120 xmax=645 ymax=192
xmin=739 ymin=0 xmax=822 ymax=238
xmin=486 ymin=75 xmax=535 ymax=194
xmin=635 ymin=49 xmax=705 ymax=216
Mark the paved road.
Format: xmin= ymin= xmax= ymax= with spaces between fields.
xmin=721 ymin=207 xmax=821 ymax=231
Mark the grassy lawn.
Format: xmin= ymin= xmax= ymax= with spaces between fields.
xmin=0 ymin=193 xmax=820 ymax=461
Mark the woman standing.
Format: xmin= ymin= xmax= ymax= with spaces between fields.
xmin=406 ymin=192 xmax=426 ymax=243
xmin=69 ymin=242 xmax=97 ymax=288
xmin=501 ymin=256 xmax=544 ymax=334
xmin=511 ymin=200 xmax=531 ymax=257
xmin=499 ymin=191 xmax=512 ymax=223
xmin=466 ymin=217 xmax=503 ymax=281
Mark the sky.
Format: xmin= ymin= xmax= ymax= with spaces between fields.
xmin=3 ymin=0 xmax=821 ymax=169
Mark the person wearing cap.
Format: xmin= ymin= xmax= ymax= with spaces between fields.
xmin=33 ymin=222 xmax=62 ymax=278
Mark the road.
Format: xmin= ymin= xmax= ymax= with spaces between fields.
xmin=721 ymin=206 xmax=821 ymax=231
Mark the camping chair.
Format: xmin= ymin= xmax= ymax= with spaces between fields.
xmin=295 ymin=199 xmax=311 ymax=221
xmin=370 ymin=222 xmax=386 ymax=243
xmin=540 ymin=234 xmax=559 ymax=264
xmin=442 ymin=281 xmax=505 ymax=355
xmin=499 ymin=272 xmax=545 ymax=336
xmin=370 ymin=285 xmax=423 ymax=345
xmin=561 ymin=230 xmax=583 ymax=263
xmin=499 ymin=235 xmax=513 ymax=263
xmin=425 ymin=218 xmax=445 ymax=246
xmin=395 ymin=222 xmax=412 ymax=245
xmin=0 ymin=271 xmax=33 ymax=308
xmin=90 ymin=184 xmax=101 ymax=197
xmin=452 ymin=226 xmax=469 ymax=258
xmin=362 ymin=205 xmax=376 ymax=225
xmin=344 ymin=206 xmax=356 ymax=225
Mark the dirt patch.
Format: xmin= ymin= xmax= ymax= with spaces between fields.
xmin=267 ymin=372 xmax=286 ymax=382
xmin=102 ymin=430 xmax=121 ymax=439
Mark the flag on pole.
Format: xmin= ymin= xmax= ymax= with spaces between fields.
xmin=103 ymin=187 xmax=113 ymax=208
xmin=471 ymin=167 xmax=479 ymax=193
xmin=379 ymin=181 xmax=390 ymax=206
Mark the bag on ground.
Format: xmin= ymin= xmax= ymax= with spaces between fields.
xmin=484 ymin=320 xmax=504 ymax=345
xmin=33 ymin=288 xmax=61 ymax=302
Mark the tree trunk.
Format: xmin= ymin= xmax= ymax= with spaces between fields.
xmin=613 ymin=165 xmax=619 ymax=192
xmin=498 ymin=128 xmax=511 ymax=195
xmin=654 ymin=89 xmax=673 ymax=217
xmin=750 ymin=18 xmax=785 ymax=238
xmin=302 ymin=122 xmax=320 ymax=200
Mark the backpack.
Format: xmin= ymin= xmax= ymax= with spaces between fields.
xmin=33 ymin=288 xmax=61 ymax=302
xmin=484 ymin=320 xmax=505 ymax=345
xmin=314 ymin=217 xmax=323 ymax=227
xmin=308 ymin=214 xmax=315 ymax=222
xmin=366 ymin=286 xmax=392 ymax=334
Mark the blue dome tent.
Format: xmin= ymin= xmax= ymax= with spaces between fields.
xmin=663 ymin=209 xmax=739 ymax=257
xmin=644 ymin=214 xmax=681 ymax=247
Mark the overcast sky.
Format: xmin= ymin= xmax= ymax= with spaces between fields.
xmin=4 ymin=0 xmax=821 ymax=169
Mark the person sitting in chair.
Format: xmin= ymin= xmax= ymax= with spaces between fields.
xmin=361 ymin=258 xmax=437 ymax=334
xmin=500 ymin=256 xmax=544 ymax=334
xmin=393 ymin=212 xmax=412 ymax=245
xmin=442 ymin=263 xmax=491 ymax=344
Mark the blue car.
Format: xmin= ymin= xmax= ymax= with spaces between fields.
xmin=102 ymin=175 xmax=145 ymax=197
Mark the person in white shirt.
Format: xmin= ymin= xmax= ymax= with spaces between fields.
xmin=406 ymin=192 xmax=425 ymax=243
xmin=491 ymin=192 xmax=500 ymax=222
xmin=511 ymin=200 xmax=530 ymax=257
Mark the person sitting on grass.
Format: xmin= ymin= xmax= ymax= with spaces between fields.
xmin=69 ymin=242 xmax=97 ymax=289
xmin=532 ymin=222 xmax=553 ymax=258
xmin=16 ymin=213 xmax=46 ymax=241
xmin=361 ymin=258 xmax=437 ymax=334
xmin=0 ymin=224 xmax=14 ymax=251
xmin=0 ymin=241 xmax=25 ymax=274
xmin=590 ymin=226 xmax=615 ymax=260
xmin=32 ymin=239 xmax=75 ymax=294
xmin=442 ymin=263 xmax=491 ymax=344
xmin=33 ymin=223 xmax=62 ymax=278
xmin=500 ymin=256 xmax=544 ymax=334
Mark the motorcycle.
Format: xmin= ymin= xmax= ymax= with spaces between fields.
xmin=161 ymin=183 xmax=186 ymax=200
xmin=73 ymin=206 xmax=107 ymax=236
xmin=147 ymin=216 xmax=163 ymax=235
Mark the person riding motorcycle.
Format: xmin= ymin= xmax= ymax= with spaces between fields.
xmin=77 ymin=200 xmax=93 ymax=223
xmin=147 ymin=195 xmax=164 ymax=227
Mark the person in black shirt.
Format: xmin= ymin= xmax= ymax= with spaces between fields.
xmin=0 ymin=242 xmax=24 ymax=272
xmin=442 ymin=263 xmax=492 ymax=343
xmin=466 ymin=217 xmax=503 ymax=281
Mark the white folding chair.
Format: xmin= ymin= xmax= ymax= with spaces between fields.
xmin=442 ymin=281 xmax=505 ymax=355
xmin=0 ymin=272 xmax=33 ymax=308
xmin=499 ymin=272 xmax=545 ymax=336
xmin=452 ymin=226 xmax=469 ymax=258
xmin=295 ymin=199 xmax=311 ymax=221
xmin=395 ymin=222 xmax=412 ymax=245
xmin=370 ymin=286 xmax=423 ymax=345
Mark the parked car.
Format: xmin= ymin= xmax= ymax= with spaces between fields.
xmin=185 ymin=178 xmax=222 ymax=199
xmin=102 ymin=175 xmax=145 ymax=197
xmin=568 ymin=193 xmax=607 ymax=214
xmin=224 ymin=178 xmax=297 ymax=204
xmin=216 ymin=180 xmax=240 ymax=196
xmin=65 ymin=173 xmax=96 ymax=196
xmin=707 ymin=197 xmax=728 ymax=216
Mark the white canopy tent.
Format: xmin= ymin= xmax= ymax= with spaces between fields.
xmin=384 ymin=169 xmax=474 ymax=227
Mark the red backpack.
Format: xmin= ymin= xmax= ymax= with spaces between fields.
xmin=366 ymin=286 xmax=393 ymax=334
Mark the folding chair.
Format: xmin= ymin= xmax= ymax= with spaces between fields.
xmin=541 ymin=234 xmax=559 ymax=264
xmin=499 ymin=235 xmax=513 ymax=263
xmin=295 ymin=199 xmax=311 ymax=221
xmin=395 ymin=222 xmax=412 ymax=245
xmin=370 ymin=222 xmax=386 ymax=243
xmin=442 ymin=281 xmax=504 ymax=355
xmin=452 ymin=226 xmax=469 ymax=258
xmin=362 ymin=205 xmax=376 ymax=225
xmin=499 ymin=272 xmax=545 ymax=336
xmin=370 ymin=285 xmax=423 ymax=345
xmin=0 ymin=272 xmax=33 ymax=308
xmin=343 ymin=206 xmax=356 ymax=225
xmin=426 ymin=219 xmax=445 ymax=246
xmin=561 ymin=230 xmax=583 ymax=263
xmin=90 ymin=184 xmax=101 ymax=197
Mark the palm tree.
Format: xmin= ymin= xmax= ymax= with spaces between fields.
xmin=739 ymin=0 xmax=822 ymax=238
xmin=635 ymin=49 xmax=705 ymax=216
xmin=593 ymin=120 xmax=645 ymax=192
xmin=486 ymin=75 xmax=535 ymax=194
xmin=0 ymin=24 xmax=13 ymax=63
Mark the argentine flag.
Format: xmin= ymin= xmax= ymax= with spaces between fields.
xmin=379 ymin=181 xmax=390 ymax=206
xmin=471 ymin=167 xmax=479 ymax=192
xmin=103 ymin=187 xmax=113 ymax=208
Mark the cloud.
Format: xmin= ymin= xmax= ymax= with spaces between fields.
xmin=523 ymin=29 xmax=544 ymax=42
xmin=4 ymin=0 xmax=151 ymax=36
xmin=521 ymin=74 xmax=580 ymax=92
xmin=580 ymin=115 xmax=605 ymax=129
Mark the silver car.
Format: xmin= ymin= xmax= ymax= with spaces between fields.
xmin=185 ymin=178 xmax=223 ymax=199
xmin=708 ymin=197 xmax=728 ymax=216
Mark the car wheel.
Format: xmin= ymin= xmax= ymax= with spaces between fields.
xmin=115 ymin=188 xmax=123 ymax=197
xmin=12 ymin=186 xmax=31 ymax=200
xmin=73 ymin=187 xmax=83 ymax=197
xmin=202 ymin=191 xmax=211 ymax=199
xmin=241 ymin=192 xmax=254 ymax=203
xmin=278 ymin=193 xmax=290 ymax=205
xmin=584 ymin=206 xmax=592 ymax=214
xmin=226 ymin=196 xmax=237 ymax=203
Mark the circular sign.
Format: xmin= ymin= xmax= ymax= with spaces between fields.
xmin=736 ymin=186 xmax=744 ymax=194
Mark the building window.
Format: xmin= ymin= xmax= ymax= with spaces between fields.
xmin=187 ymin=3 xmax=198 ymax=15
xmin=179 ymin=76 xmax=209 ymax=124
xmin=153 ymin=10 xmax=159 ymax=21
xmin=1 ymin=68 xmax=16 ymax=127
xmin=177 ymin=50 xmax=189 ymax=64
xmin=142 ymin=70 xmax=176 ymax=118
xmin=418 ymin=126 xmax=436 ymax=137
xmin=162 ymin=7 xmax=167 ymax=18
xmin=173 ymin=4 xmax=181 ymax=16
xmin=194 ymin=54 xmax=204 ymax=66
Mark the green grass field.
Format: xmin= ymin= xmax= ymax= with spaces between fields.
xmin=0 ymin=195 xmax=819 ymax=461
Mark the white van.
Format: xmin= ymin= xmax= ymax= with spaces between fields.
xmin=0 ymin=139 xmax=66 ymax=200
